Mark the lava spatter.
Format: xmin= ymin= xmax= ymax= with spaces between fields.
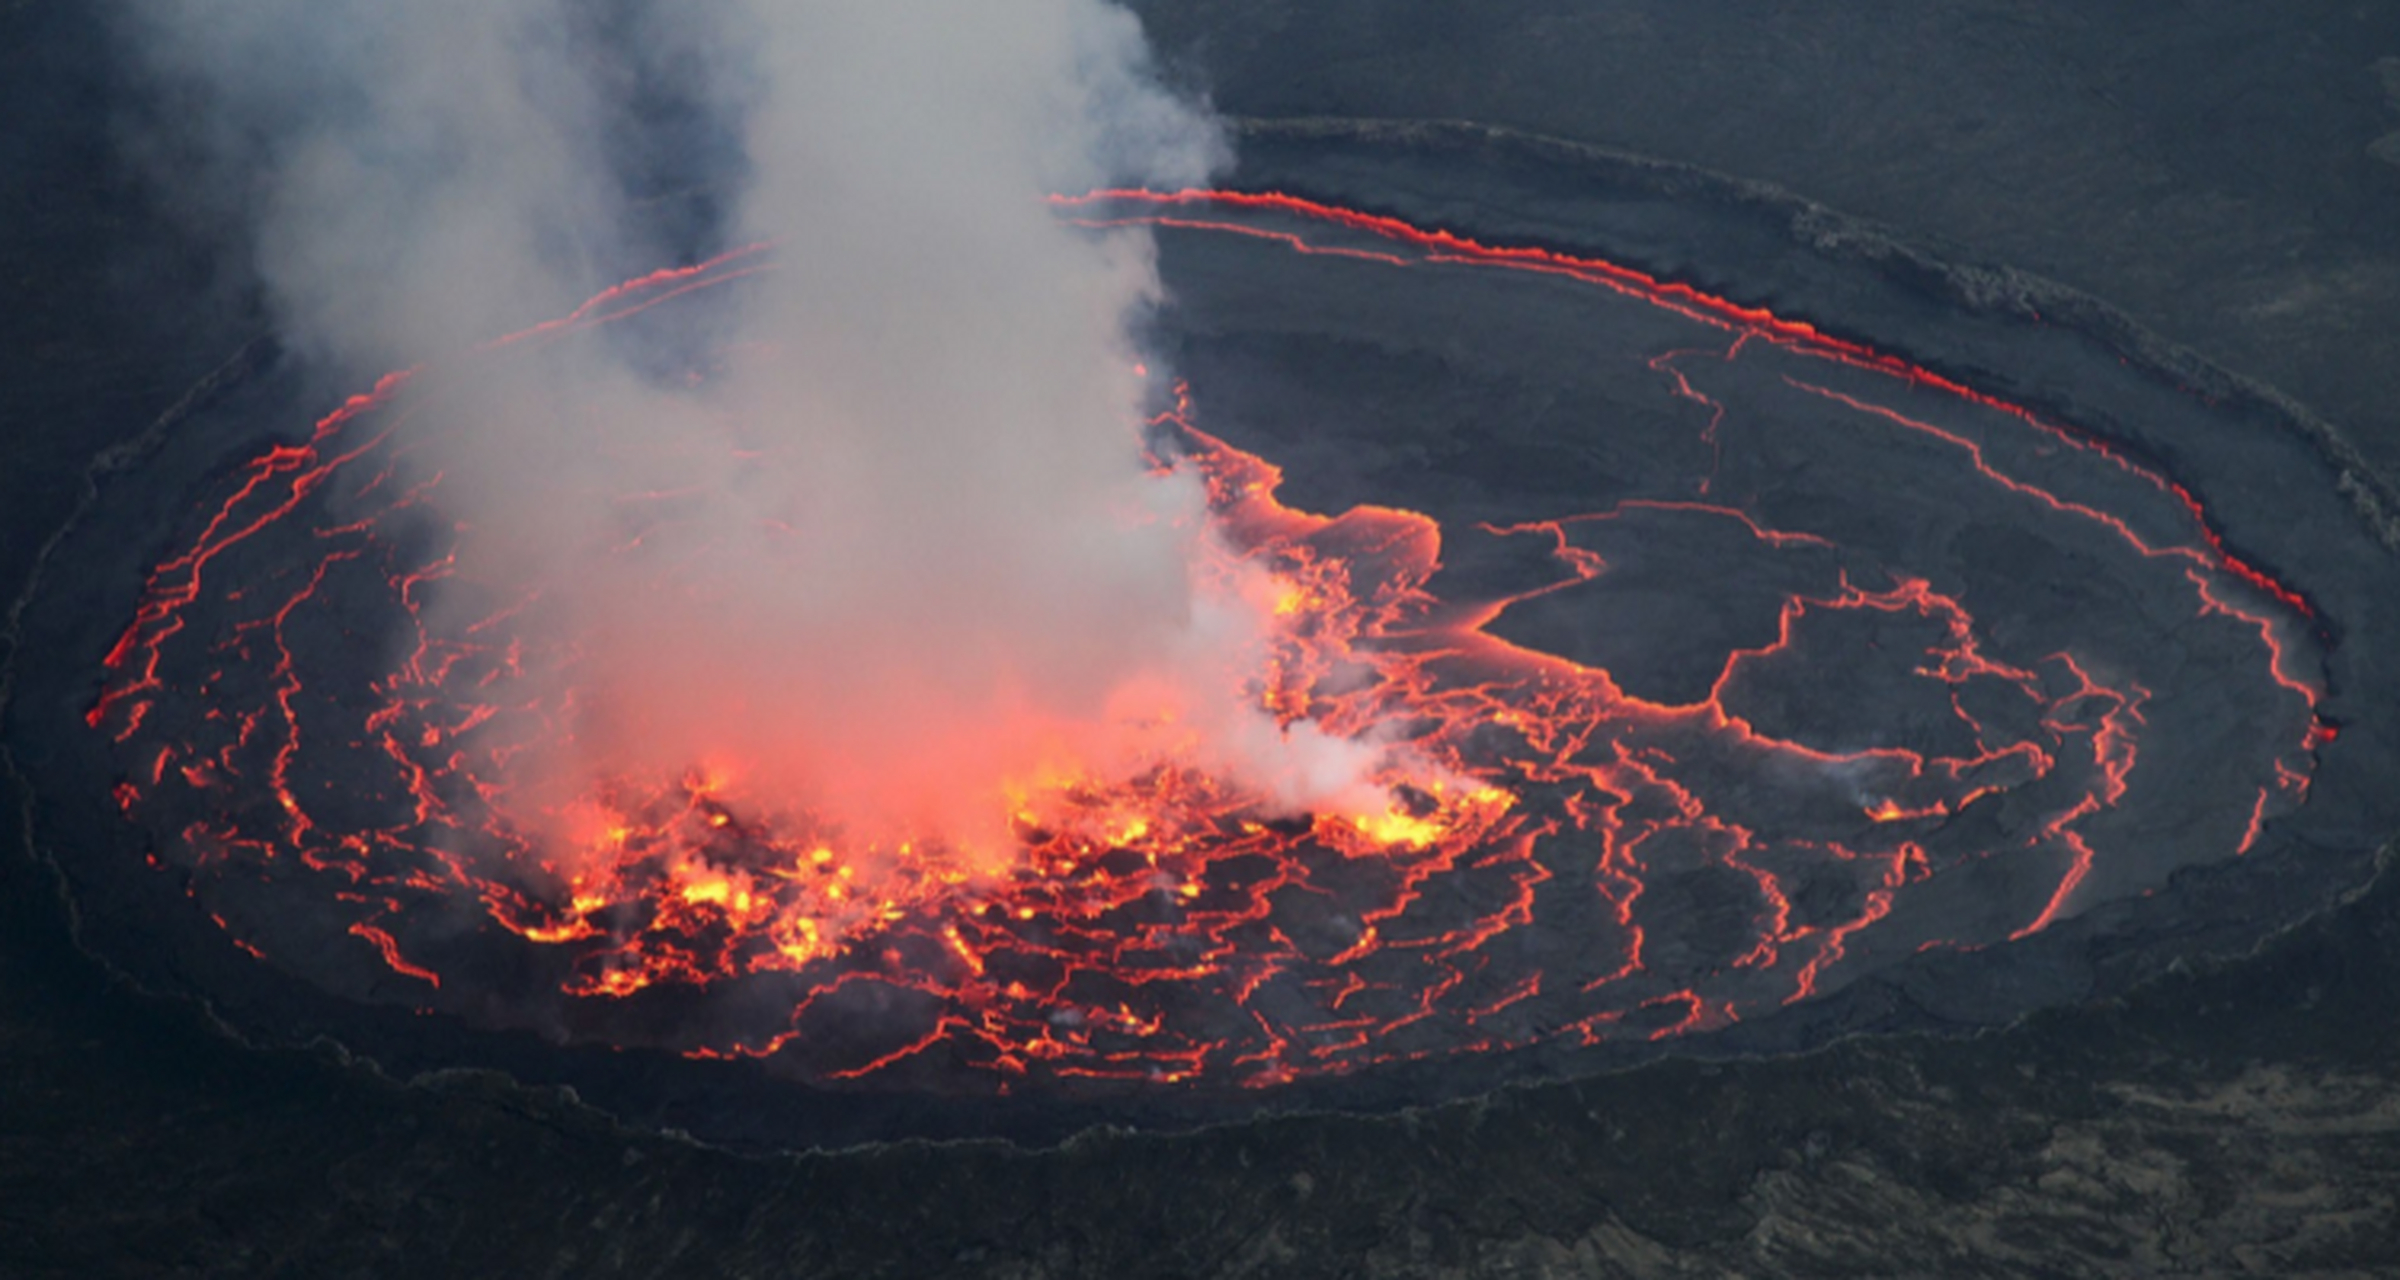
xmin=85 ymin=191 xmax=2326 ymax=1092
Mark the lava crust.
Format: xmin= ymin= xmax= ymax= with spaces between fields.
xmin=13 ymin=149 xmax=2392 ymax=1150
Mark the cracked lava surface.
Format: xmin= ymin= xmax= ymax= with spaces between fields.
xmin=75 ymin=190 xmax=2328 ymax=1094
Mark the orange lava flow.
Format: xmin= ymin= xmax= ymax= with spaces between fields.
xmin=86 ymin=192 xmax=2327 ymax=1090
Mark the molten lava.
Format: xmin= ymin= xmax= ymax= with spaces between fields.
xmin=86 ymin=190 xmax=2326 ymax=1091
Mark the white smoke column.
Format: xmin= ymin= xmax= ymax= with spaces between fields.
xmin=117 ymin=0 xmax=1401 ymax=868
xmin=562 ymin=1 xmax=1241 ymax=854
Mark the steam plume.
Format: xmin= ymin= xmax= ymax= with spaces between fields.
xmin=116 ymin=1 xmax=1396 ymax=865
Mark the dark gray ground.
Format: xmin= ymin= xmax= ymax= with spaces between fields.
xmin=7 ymin=1 xmax=2400 ymax=1275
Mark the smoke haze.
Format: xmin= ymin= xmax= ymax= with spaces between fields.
xmin=116 ymin=1 xmax=1397 ymax=869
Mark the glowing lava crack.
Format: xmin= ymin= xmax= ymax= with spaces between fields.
xmin=83 ymin=190 xmax=2328 ymax=1092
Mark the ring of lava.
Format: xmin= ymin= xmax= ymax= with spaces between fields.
xmin=42 ymin=184 xmax=2341 ymax=1121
